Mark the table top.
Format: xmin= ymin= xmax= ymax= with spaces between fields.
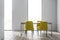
xmin=21 ymin=22 xmax=52 ymax=24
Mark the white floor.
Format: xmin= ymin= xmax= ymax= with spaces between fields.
xmin=4 ymin=31 xmax=60 ymax=40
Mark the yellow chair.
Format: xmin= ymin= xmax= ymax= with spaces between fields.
xmin=24 ymin=21 xmax=34 ymax=37
xmin=37 ymin=21 xmax=48 ymax=37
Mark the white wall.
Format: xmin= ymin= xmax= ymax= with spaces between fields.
xmin=0 ymin=0 xmax=4 ymax=40
xmin=42 ymin=0 xmax=57 ymax=31
xmin=12 ymin=0 xmax=28 ymax=30
xmin=57 ymin=0 xmax=60 ymax=32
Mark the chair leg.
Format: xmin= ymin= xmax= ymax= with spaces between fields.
xmin=40 ymin=31 xmax=41 ymax=37
xmin=37 ymin=30 xmax=39 ymax=36
xmin=32 ymin=31 xmax=34 ymax=38
xmin=46 ymin=30 xmax=47 ymax=37
xmin=25 ymin=30 xmax=27 ymax=37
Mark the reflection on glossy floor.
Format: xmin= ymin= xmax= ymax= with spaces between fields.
xmin=4 ymin=31 xmax=60 ymax=40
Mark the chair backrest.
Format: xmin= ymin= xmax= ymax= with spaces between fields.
xmin=24 ymin=21 xmax=34 ymax=31
xmin=37 ymin=21 xmax=48 ymax=30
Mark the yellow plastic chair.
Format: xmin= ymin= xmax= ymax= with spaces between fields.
xmin=37 ymin=21 xmax=48 ymax=37
xmin=24 ymin=21 xmax=34 ymax=37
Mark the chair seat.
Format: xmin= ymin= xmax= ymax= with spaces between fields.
xmin=24 ymin=21 xmax=34 ymax=31
xmin=37 ymin=21 xmax=48 ymax=31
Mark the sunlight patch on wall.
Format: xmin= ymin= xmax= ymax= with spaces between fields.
xmin=4 ymin=0 xmax=12 ymax=30
xmin=28 ymin=0 xmax=42 ymax=22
